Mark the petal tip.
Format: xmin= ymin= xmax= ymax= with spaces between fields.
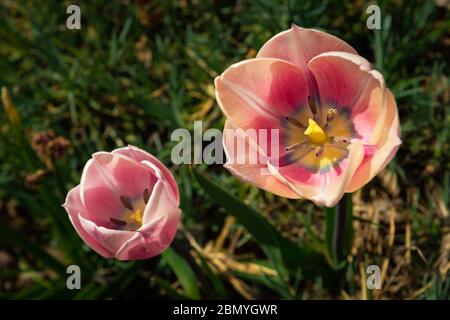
xmin=91 ymin=151 xmax=112 ymax=161
xmin=126 ymin=144 xmax=138 ymax=150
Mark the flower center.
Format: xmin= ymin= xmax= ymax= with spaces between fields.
xmin=129 ymin=206 xmax=144 ymax=226
xmin=304 ymin=118 xmax=328 ymax=144
xmin=283 ymin=103 xmax=354 ymax=172
xmin=109 ymin=188 xmax=150 ymax=230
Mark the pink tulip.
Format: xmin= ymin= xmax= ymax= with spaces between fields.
xmin=215 ymin=25 xmax=401 ymax=207
xmin=63 ymin=145 xmax=181 ymax=260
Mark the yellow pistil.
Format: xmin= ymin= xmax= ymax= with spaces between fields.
xmin=304 ymin=118 xmax=328 ymax=144
xmin=129 ymin=207 xmax=144 ymax=226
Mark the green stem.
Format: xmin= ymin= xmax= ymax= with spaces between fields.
xmin=333 ymin=194 xmax=349 ymax=262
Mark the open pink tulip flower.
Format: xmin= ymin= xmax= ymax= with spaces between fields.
xmin=215 ymin=25 xmax=401 ymax=207
xmin=63 ymin=145 xmax=181 ymax=260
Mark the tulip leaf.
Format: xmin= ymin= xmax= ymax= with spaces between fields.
xmin=193 ymin=169 xmax=328 ymax=279
xmin=161 ymin=247 xmax=201 ymax=300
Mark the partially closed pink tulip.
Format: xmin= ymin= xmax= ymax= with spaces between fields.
xmin=215 ymin=25 xmax=401 ymax=207
xmin=63 ymin=145 xmax=181 ymax=260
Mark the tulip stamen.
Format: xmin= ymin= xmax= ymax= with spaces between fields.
xmin=314 ymin=146 xmax=324 ymax=158
xmin=285 ymin=117 xmax=305 ymax=129
xmin=285 ymin=142 xmax=307 ymax=151
xmin=326 ymin=144 xmax=349 ymax=152
xmin=120 ymin=196 xmax=134 ymax=211
xmin=330 ymin=136 xmax=349 ymax=144
xmin=110 ymin=217 xmax=127 ymax=226
xmin=143 ymin=188 xmax=150 ymax=204
xmin=324 ymin=108 xmax=337 ymax=129
xmin=281 ymin=145 xmax=314 ymax=165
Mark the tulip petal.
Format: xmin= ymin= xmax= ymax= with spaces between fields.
xmin=113 ymin=145 xmax=180 ymax=206
xmin=68 ymin=214 xmax=113 ymax=258
xmin=308 ymin=51 xmax=385 ymax=144
xmin=115 ymin=208 xmax=181 ymax=261
xmin=223 ymin=120 xmax=299 ymax=198
xmin=63 ymin=185 xmax=87 ymax=219
xmin=257 ymin=24 xmax=357 ymax=73
xmin=64 ymin=186 xmax=113 ymax=258
xmin=79 ymin=159 xmax=126 ymax=226
xmin=215 ymin=58 xmax=311 ymax=160
xmin=91 ymin=152 xmax=155 ymax=200
xmin=272 ymin=140 xmax=365 ymax=207
xmin=257 ymin=25 xmax=357 ymax=102
xmin=78 ymin=214 xmax=135 ymax=256
xmin=346 ymin=89 xmax=401 ymax=192
xmin=215 ymin=58 xmax=309 ymax=131
xmin=139 ymin=175 xmax=178 ymax=226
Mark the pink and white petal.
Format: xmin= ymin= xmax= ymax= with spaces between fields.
xmin=79 ymin=158 xmax=126 ymax=224
xmin=65 ymin=185 xmax=108 ymax=231
xmin=116 ymin=208 xmax=180 ymax=260
xmin=223 ymin=120 xmax=298 ymax=198
xmin=115 ymin=233 xmax=157 ymax=261
xmin=257 ymin=24 xmax=357 ymax=72
xmin=346 ymin=89 xmax=401 ymax=192
xmin=67 ymin=212 xmax=113 ymax=258
xmin=225 ymin=163 xmax=300 ymax=199
xmin=272 ymin=140 xmax=365 ymax=207
xmin=64 ymin=186 xmax=113 ymax=257
xmin=223 ymin=117 xmax=289 ymax=172
xmin=139 ymin=177 xmax=180 ymax=226
xmin=113 ymin=145 xmax=180 ymax=206
xmin=314 ymin=140 xmax=364 ymax=206
xmin=139 ymin=207 xmax=180 ymax=247
xmin=266 ymin=161 xmax=319 ymax=200
xmin=63 ymin=185 xmax=87 ymax=218
xmin=308 ymin=52 xmax=385 ymax=144
xmin=78 ymin=214 xmax=135 ymax=256
xmin=215 ymin=58 xmax=309 ymax=132
xmin=91 ymin=152 xmax=154 ymax=200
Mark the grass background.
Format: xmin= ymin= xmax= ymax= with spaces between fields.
xmin=0 ymin=0 xmax=449 ymax=299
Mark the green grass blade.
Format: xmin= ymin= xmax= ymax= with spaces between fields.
xmin=161 ymin=247 xmax=201 ymax=300
xmin=193 ymin=169 xmax=328 ymax=278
